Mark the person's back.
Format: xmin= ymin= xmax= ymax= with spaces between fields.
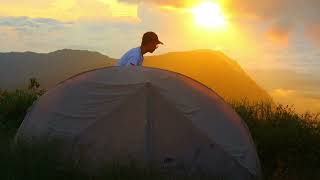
xmin=117 ymin=47 xmax=144 ymax=66
xmin=117 ymin=31 xmax=163 ymax=67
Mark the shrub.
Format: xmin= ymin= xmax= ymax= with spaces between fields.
xmin=0 ymin=78 xmax=45 ymax=136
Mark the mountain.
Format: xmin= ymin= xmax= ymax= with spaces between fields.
xmin=0 ymin=49 xmax=272 ymax=102
xmin=144 ymin=49 xmax=272 ymax=102
xmin=0 ymin=49 xmax=116 ymax=90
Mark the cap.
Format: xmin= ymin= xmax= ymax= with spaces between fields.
xmin=142 ymin=31 xmax=164 ymax=45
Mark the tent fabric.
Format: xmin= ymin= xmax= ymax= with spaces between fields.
xmin=16 ymin=66 xmax=261 ymax=179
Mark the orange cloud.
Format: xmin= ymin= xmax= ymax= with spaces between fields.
xmin=266 ymin=25 xmax=290 ymax=46
xmin=118 ymin=0 xmax=193 ymax=8
xmin=120 ymin=0 xmax=319 ymax=19
xmin=271 ymin=88 xmax=320 ymax=113
xmin=306 ymin=24 xmax=320 ymax=46
xmin=271 ymin=88 xmax=296 ymax=97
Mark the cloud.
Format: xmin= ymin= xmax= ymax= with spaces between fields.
xmin=271 ymin=88 xmax=297 ymax=98
xmin=266 ymin=24 xmax=290 ymax=46
xmin=0 ymin=16 xmax=79 ymax=53
xmin=0 ymin=26 xmax=18 ymax=40
xmin=0 ymin=0 xmax=318 ymax=68
xmin=1 ymin=0 xmax=318 ymax=42
xmin=0 ymin=15 xmax=145 ymax=56
xmin=271 ymin=88 xmax=320 ymax=113
xmin=118 ymin=0 xmax=191 ymax=7
xmin=119 ymin=0 xmax=320 ymax=46
xmin=306 ymin=24 xmax=320 ymax=47
xmin=0 ymin=16 xmax=72 ymax=43
xmin=0 ymin=0 xmax=138 ymax=21
xmin=0 ymin=16 xmax=69 ymax=29
xmin=224 ymin=0 xmax=320 ymax=49
xmin=119 ymin=0 xmax=320 ymax=18
xmin=272 ymin=88 xmax=320 ymax=100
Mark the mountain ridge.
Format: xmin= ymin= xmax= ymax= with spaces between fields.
xmin=0 ymin=49 xmax=272 ymax=102
xmin=144 ymin=50 xmax=272 ymax=102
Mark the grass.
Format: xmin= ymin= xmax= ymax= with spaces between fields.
xmin=230 ymin=99 xmax=320 ymax=180
xmin=1 ymin=79 xmax=320 ymax=179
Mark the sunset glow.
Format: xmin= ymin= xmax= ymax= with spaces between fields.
xmin=191 ymin=2 xmax=228 ymax=29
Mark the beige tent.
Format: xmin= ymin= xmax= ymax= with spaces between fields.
xmin=16 ymin=66 xmax=261 ymax=179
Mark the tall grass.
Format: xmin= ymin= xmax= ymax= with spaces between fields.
xmin=1 ymin=80 xmax=320 ymax=179
xmin=230 ymin=99 xmax=320 ymax=180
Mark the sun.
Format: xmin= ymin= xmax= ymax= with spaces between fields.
xmin=191 ymin=2 xmax=228 ymax=29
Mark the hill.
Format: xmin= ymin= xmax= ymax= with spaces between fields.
xmin=144 ymin=49 xmax=272 ymax=102
xmin=0 ymin=49 xmax=271 ymax=102
xmin=0 ymin=49 xmax=116 ymax=90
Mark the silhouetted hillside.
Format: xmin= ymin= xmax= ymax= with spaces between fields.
xmin=0 ymin=49 xmax=116 ymax=90
xmin=144 ymin=49 xmax=272 ymax=102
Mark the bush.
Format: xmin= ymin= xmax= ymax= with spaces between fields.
xmin=0 ymin=78 xmax=45 ymax=136
xmin=229 ymin=99 xmax=320 ymax=180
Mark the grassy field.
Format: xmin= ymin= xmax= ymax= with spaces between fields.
xmin=1 ymin=79 xmax=320 ymax=179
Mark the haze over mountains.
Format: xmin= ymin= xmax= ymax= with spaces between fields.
xmin=0 ymin=49 xmax=272 ymax=104
xmin=0 ymin=49 xmax=116 ymax=90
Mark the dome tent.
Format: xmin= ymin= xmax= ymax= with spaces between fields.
xmin=16 ymin=66 xmax=261 ymax=179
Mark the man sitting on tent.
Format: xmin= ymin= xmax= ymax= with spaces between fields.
xmin=117 ymin=31 xmax=163 ymax=66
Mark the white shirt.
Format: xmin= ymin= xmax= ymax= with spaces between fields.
xmin=117 ymin=47 xmax=144 ymax=66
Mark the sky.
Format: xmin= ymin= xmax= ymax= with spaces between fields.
xmin=0 ymin=0 xmax=319 ymax=113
